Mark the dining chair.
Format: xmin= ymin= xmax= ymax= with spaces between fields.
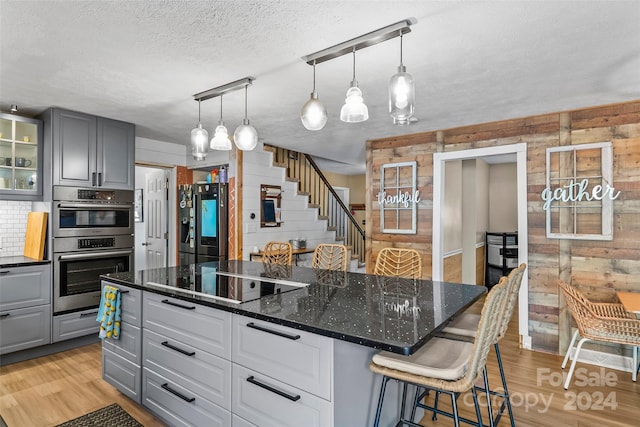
xmin=558 ymin=281 xmax=640 ymax=388
xmin=369 ymin=275 xmax=510 ymax=427
xmin=262 ymin=241 xmax=293 ymax=266
xmin=374 ymin=247 xmax=422 ymax=279
xmin=438 ymin=263 xmax=526 ymax=427
xmin=311 ymin=243 xmax=348 ymax=271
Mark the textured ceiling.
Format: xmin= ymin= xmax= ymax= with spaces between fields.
xmin=1 ymin=1 xmax=639 ymax=174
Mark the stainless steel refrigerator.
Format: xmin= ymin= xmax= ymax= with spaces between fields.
xmin=178 ymin=182 xmax=228 ymax=265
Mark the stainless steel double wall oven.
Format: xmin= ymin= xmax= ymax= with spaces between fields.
xmin=52 ymin=186 xmax=134 ymax=314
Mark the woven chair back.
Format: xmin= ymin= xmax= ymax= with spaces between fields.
xmin=497 ymin=263 xmax=527 ymax=340
xmin=312 ymin=244 xmax=348 ymax=271
xmin=558 ymin=281 xmax=640 ymax=346
xmin=374 ymin=248 xmax=422 ymax=279
xmin=262 ymin=241 xmax=293 ymax=266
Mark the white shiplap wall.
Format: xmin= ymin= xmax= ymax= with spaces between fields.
xmin=242 ymin=144 xmax=338 ymax=266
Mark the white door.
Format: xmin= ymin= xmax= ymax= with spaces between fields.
xmin=145 ymin=169 xmax=168 ymax=269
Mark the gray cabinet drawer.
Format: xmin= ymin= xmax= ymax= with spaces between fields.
xmin=143 ymin=328 xmax=231 ymax=410
xmin=232 ymin=315 xmax=332 ymax=400
xmin=102 ymin=347 xmax=141 ymax=404
xmin=102 ymin=323 xmax=141 ymax=365
xmin=232 ymin=364 xmax=332 ymax=427
xmin=0 ymin=304 xmax=51 ymax=354
xmin=233 ymin=414 xmax=257 ymax=427
xmin=0 ymin=264 xmax=50 ymax=311
xmin=143 ymin=292 xmax=231 ymax=359
xmin=52 ymin=308 xmax=99 ymax=342
xmin=143 ymin=367 xmax=231 ymax=427
xmin=101 ymin=281 xmax=142 ymax=327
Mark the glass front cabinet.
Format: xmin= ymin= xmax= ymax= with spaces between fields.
xmin=0 ymin=113 xmax=43 ymax=200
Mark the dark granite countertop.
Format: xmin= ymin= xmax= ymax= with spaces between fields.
xmin=0 ymin=255 xmax=51 ymax=268
xmin=102 ymin=260 xmax=485 ymax=355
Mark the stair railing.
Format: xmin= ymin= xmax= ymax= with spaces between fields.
xmin=266 ymin=145 xmax=365 ymax=265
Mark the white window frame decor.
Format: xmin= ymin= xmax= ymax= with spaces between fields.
xmin=378 ymin=161 xmax=419 ymax=234
xmin=543 ymin=141 xmax=620 ymax=240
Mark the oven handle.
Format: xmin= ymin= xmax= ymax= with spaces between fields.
xmin=56 ymin=202 xmax=133 ymax=210
xmin=57 ymin=250 xmax=133 ymax=261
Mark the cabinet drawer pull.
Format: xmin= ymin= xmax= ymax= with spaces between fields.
xmin=120 ymin=290 xmax=130 ymax=294
xmin=0 ymin=270 xmax=10 ymax=275
xmin=161 ymin=383 xmax=195 ymax=403
xmin=98 ymin=172 xmax=102 ymax=187
xmin=0 ymin=313 xmax=10 ymax=318
xmin=246 ymin=322 xmax=301 ymax=341
xmin=80 ymin=311 xmax=99 ymax=318
xmin=161 ymin=341 xmax=195 ymax=357
xmin=161 ymin=299 xmax=196 ymax=310
xmin=246 ymin=376 xmax=300 ymax=402
xmin=92 ymin=172 xmax=97 ymax=187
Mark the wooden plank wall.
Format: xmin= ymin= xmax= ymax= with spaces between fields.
xmin=366 ymin=101 xmax=640 ymax=354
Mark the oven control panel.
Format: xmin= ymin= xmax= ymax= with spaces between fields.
xmin=78 ymin=238 xmax=116 ymax=249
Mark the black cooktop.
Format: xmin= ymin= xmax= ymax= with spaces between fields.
xmin=143 ymin=263 xmax=308 ymax=304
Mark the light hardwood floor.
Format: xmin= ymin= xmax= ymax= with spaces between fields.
xmin=1 ymin=310 xmax=638 ymax=426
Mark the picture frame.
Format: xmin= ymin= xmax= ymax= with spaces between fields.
xmin=134 ymin=188 xmax=143 ymax=222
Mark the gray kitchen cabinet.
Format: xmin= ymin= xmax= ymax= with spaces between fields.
xmin=141 ymin=291 xmax=232 ymax=425
xmin=101 ymin=282 xmax=142 ymax=403
xmin=0 ymin=264 xmax=51 ymax=354
xmin=0 ymin=113 xmax=44 ymax=200
xmin=46 ymin=108 xmax=134 ymax=190
xmin=52 ymin=307 xmax=100 ymax=342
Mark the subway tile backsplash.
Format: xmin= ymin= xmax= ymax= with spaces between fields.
xmin=0 ymin=200 xmax=33 ymax=256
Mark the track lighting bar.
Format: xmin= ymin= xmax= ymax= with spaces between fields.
xmin=302 ymin=17 xmax=416 ymax=65
xmin=193 ymin=77 xmax=255 ymax=102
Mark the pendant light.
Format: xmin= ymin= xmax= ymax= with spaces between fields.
xmin=300 ymin=60 xmax=328 ymax=131
xmin=190 ymin=99 xmax=209 ymax=160
xmin=340 ymin=48 xmax=368 ymax=123
xmin=233 ymin=84 xmax=258 ymax=151
xmin=389 ymin=31 xmax=415 ymax=125
xmin=210 ymin=95 xmax=232 ymax=150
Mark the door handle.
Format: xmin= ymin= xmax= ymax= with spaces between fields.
xmin=141 ymin=243 xmax=150 ymax=246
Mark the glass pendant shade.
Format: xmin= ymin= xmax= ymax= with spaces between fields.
xmin=210 ymin=122 xmax=232 ymax=150
xmin=340 ymin=82 xmax=369 ymax=123
xmin=234 ymin=119 xmax=258 ymax=150
xmin=389 ymin=65 xmax=415 ymax=125
xmin=301 ymin=92 xmax=328 ymax=130
xmin=191 ymin=123 xmax=209 ymax=160
xmin=300 ymin=62 xmax=327 ymax=131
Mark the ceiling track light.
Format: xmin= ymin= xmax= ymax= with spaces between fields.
xmin=190 ymin=99 xmax=209 ymax=161
xmin=301 ymin=17 xmax=416 ymax=127
xmin=389 ymin=31 xmax=415 ymax=125
xmin=300 ymin=60 xmax=328 ymax=131
xmin=191 ymin=76 xmax=257 ymax=158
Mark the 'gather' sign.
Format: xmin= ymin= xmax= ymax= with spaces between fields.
xmin=541 ymin=178 xmax=620 ymax=211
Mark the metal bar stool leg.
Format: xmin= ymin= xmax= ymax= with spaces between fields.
xmin=471 ymin=385 xmax=484 ymax=427
xmin=450 ymin=391 xmax=461 ymax=427
xmin=432 ymin=391 xmax=440 ymax=421
xmin=482 ymin=367 xmax=495 ymax=427
xmin=633 ymin=345 xmax=639 ymax=382
xmin=374 ymin=376 xmax=391 ymax=427
xmin=495 ymin=342 xmax=516 ymax=427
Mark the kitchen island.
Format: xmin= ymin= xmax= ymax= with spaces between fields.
xmin=101 ymin=260 xmax=485 ymax=427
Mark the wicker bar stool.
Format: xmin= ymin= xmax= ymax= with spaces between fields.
xmin=369 ymin=276 xmax=510 ymax=427
xmin=262 ymin=241 xmax=293 ymax=266
xmin=558 ymin=281 xmax=640 ymax=388
xmin=438 ymin=263 xmax=526 ymax=427
xmin=311 ymin=243 xmax=348 ymax=271
xmin=374 ymin=248 xmax=422 ymax=279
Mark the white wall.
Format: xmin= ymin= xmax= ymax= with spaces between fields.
xmin=443 ymin=160 xmax=462 ymax=254
xmin=489 ymin=163 xmax=518 ymax=232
